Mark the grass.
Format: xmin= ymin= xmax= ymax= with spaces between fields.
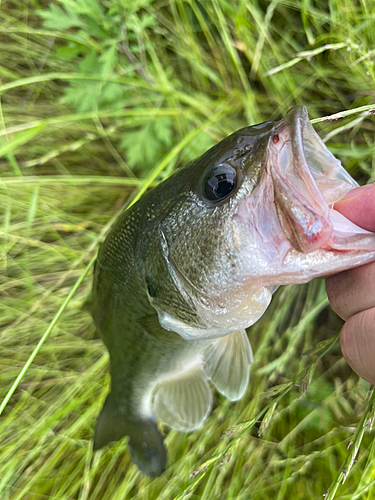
xmin=1 ymin=0 xmax=375 ymax=498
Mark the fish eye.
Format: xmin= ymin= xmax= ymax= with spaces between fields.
xmin=202 ymin=163 xmax=237 ymax=204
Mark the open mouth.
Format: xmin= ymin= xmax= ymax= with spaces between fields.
xmin=269 ymin=106 xmax=374 ymax=254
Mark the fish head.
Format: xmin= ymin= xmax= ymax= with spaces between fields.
xmin=140 ymin=106 xmax=375 ymax=340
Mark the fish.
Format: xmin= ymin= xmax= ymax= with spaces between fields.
xmin=91 ymin=105 xmax=375 ymax=477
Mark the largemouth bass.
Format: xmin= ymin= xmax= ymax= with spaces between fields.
xmin=91 ymin=106 xmax=375 ymax=476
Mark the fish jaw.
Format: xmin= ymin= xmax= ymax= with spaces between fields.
xmin=234 ymin=106 xmax=375 ymax=286
xmin=269 ymin=106 xmax=375 ymax=257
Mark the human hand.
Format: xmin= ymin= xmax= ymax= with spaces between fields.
xmin=325 ymin=183 xmax=375 ymax=384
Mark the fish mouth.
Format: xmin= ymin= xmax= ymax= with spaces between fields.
xmin=268 ymin=105 xmax=370 ymax=254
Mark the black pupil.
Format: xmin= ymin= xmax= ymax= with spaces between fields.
xmin=204 ymin=164 xmax=236 ymax=201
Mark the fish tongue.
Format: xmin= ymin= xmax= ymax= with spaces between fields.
xmin=270 ymin=113 xmax=332 ymax=254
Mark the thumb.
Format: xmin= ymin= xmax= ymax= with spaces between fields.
xmin=334 ymin=183 xmax=375 ymax=232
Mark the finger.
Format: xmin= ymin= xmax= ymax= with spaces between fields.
xmin=341 ymin=307 xmax=375 ymax=384
xmin=334 ymin=183 xmax=375 ymax=232
xmin=325 ymin=260 xmax=375 ymax=320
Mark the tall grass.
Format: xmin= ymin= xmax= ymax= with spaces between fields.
xmin=1 ymin=0 xmax=375 ymax=498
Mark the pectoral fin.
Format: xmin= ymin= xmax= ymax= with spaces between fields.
xmin=203 ymin=330 xmax=253 ymax=401
xmin=153 ymin=365 xmax=212 ymax=432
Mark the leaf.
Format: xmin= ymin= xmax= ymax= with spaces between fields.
xmin=61 ymin=46 xmax=123 ymax=112
xmin=100 ymin=82 xmax=124 ymax=105
xmin=38 ymin=0 xmax=106 ymax=39
xmin=79 ymin=51 xmax=102 ymax=74
xmin=63 ymin=84 xmax=100 ymax=112
xmin=99 ymin=44 xmax=118 ymax=75
xmin=84 ymin=17 xmax=108 ymax=40
xmin=153 ymin=118 xmax=173 ymax=148
xmin=120 ymin=118 xmax=174 ymax=170
xmin=64 ymin=0 xmax=103 ymax=18
xmin=55 ymin=44 xmax=84 ymax=62
xmin=138 ymin=13 xmax=157 ymax=30
xmin=37 ymin=4 xmax=84 ymax=30
xmin=61 ymin=52 xmax=101 ymax=111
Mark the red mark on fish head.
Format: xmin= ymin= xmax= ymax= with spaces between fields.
xmin=272 ymin=134 xmax=280 ymax=144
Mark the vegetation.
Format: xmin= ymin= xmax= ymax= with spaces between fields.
xmin=1 ymin=0 xmax=375 ymax=498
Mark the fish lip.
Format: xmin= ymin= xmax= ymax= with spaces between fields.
xmin=272 ymin=105 xmax=310 ymax=157
xmin=284 ymin=105 xmax=309 ymax=130
xmin=270 ymin=105 xmax=309 ymax=145
xmin=267 ymin=105 xmax=334 ymax=254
